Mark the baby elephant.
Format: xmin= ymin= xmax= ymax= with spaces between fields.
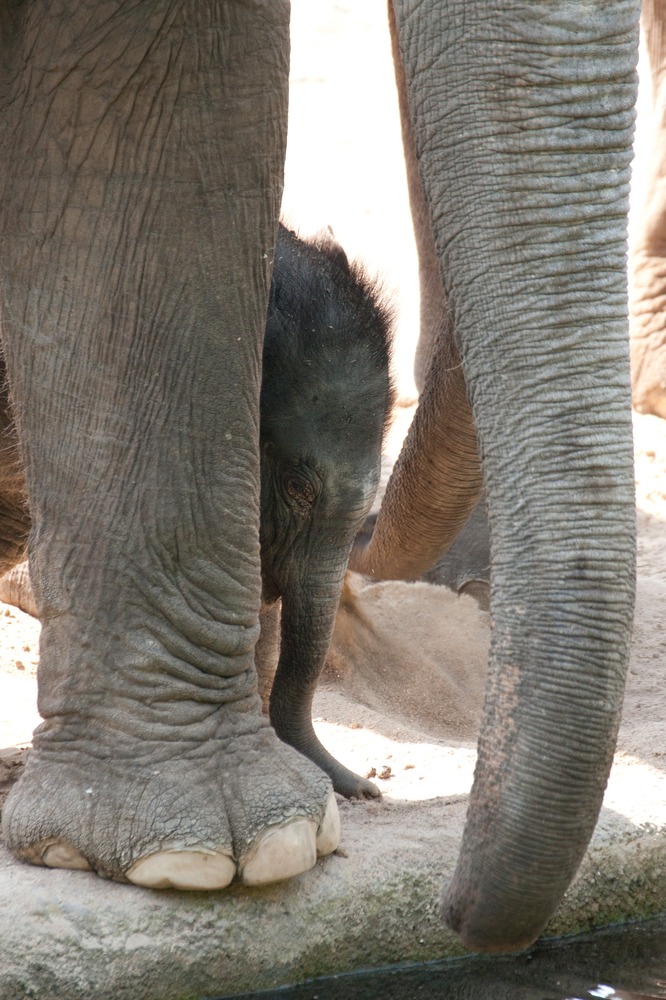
xmin=258 ymin=224 xmax=394 ymax=799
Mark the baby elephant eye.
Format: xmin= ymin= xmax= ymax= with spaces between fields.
xmin=283 ymin=470 xmax=316 ymax=509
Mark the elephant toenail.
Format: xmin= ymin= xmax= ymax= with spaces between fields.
xmin=241 ymin=818 xmax=318 ymax=886
xmin=126 ymin=849 xmax=236 ymax=890
xmin=41 ymin=841 xmax=92 ymax=871
xmin=316 ymin=791 xmax=340 ymax=857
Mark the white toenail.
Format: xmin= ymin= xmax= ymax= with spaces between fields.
xmin=241 ymin=818 xmax=317 ymax=887
xmin=42 ymin=842 xmax=92 ymax=871
xmin=316 ymin=791 xmax=340 ymax=856
xmin=127 ymin=850 xmax=236 ymax=890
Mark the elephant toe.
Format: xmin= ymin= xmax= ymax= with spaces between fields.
xmin=240 ymin=789 xmax=339 ymax=886
xmin=316 ymin=789 xmax=341 ymax=855
xmin=241 ymin=818 xmax=316 ymax=886
xmin=32 ymin=839 xmax=93 ymax=871
xmin=127 ymin=849 xmax=237 ymax=890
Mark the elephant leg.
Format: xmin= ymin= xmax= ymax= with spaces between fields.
xmin=0 ymin=0 xmax=338 ymax=889
xmin=630 ymin=0 xmax=666 ymax=417
xmin=0 ymin=352 xmax=34 ymax=612
xmin=389 ymin=1 xmax=452 ymax=395
xmin=0 ymin=363 xmax=30 ymax=576
xmin=255 ymin=601 xmax=281 ymax=714
xmin=0 ymin=561 xmax=36 ymax=618
xmin=389 ymin=0 xmax=637 ymax=951
xmin=423 ymin=498 xmax=491 ymax=611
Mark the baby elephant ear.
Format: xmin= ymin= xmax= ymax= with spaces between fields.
xmin=313 ymin=225 xmax=350 ymax=275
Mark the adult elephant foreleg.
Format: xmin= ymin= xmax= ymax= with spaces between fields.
xmin=390 ymin=0 xmax=638 ymax=951
xmin=630 ymin=0 xmax=666 ymax=417
xmin=0 ymin=0 xmax=338 ymax=889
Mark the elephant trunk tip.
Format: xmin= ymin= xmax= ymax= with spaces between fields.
xmin=441 ymin=879 xmax=550 ymax=955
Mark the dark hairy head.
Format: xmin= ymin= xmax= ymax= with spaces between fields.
xmin=261 ymin=223 xmax=396 ymax=439
xmin=258 ymin=225 xmax=395 ymax=599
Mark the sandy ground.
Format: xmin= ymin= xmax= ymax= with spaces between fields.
xmin=0 ymin=4 xmax=664 ymax=998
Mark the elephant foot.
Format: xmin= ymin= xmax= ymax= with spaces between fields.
xmin=2 ymin=727 xmax=339 ymax=889
xmin=0 ymin=561 xmax=37 ymax=618
xmin=631 ymin=319 xmax=666 ymax=417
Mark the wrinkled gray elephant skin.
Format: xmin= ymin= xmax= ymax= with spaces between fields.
xmin=422 ymin=500 xmax=490 ymax=610
xmin=356 ymin=498 xmax=491 ymax=609
xmin=0 ymin=2 xmax=340 ymax=898
xmin=0 ymin=0 xmax=639 ymax=955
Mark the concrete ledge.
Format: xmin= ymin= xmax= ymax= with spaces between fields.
xmin=2 ymin=732 xmax=666 ymax=1000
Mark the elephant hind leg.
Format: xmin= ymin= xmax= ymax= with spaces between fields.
xmin=630 ymin=0 xmax=666 ymax=418
xmin=0 ymin=372 xmax=30 ymax=576
xmin=0 ymin=561 xmax=36 ymax=617
xmin=631 ymin=249 xmax=666 ymax=417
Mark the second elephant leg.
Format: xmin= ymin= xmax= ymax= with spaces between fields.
xmin=0 ymin=374 xmax=30 ymax=578
xmin=255 ymin=601 xmax=281 ymax=713
xmin=0 ymin=561 xmax=36 ymax=618
xmin=630 ymin=0 xmax=666 ymax=417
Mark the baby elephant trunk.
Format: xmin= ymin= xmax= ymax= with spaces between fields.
xmin=270 ymin=562 xmax=379 ymax=800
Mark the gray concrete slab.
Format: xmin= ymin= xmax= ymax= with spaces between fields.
xmin=1 ymin=781 xmax=665 ymax=1000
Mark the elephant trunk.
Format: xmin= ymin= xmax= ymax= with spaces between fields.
xmin=390 ymin=0 xmax=638 ymax=951
xmin=269 ymin=559 xmax=368 ymax=797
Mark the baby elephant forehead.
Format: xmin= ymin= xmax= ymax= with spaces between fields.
xmin=262 ymin=387 xmax=388 ymax=469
